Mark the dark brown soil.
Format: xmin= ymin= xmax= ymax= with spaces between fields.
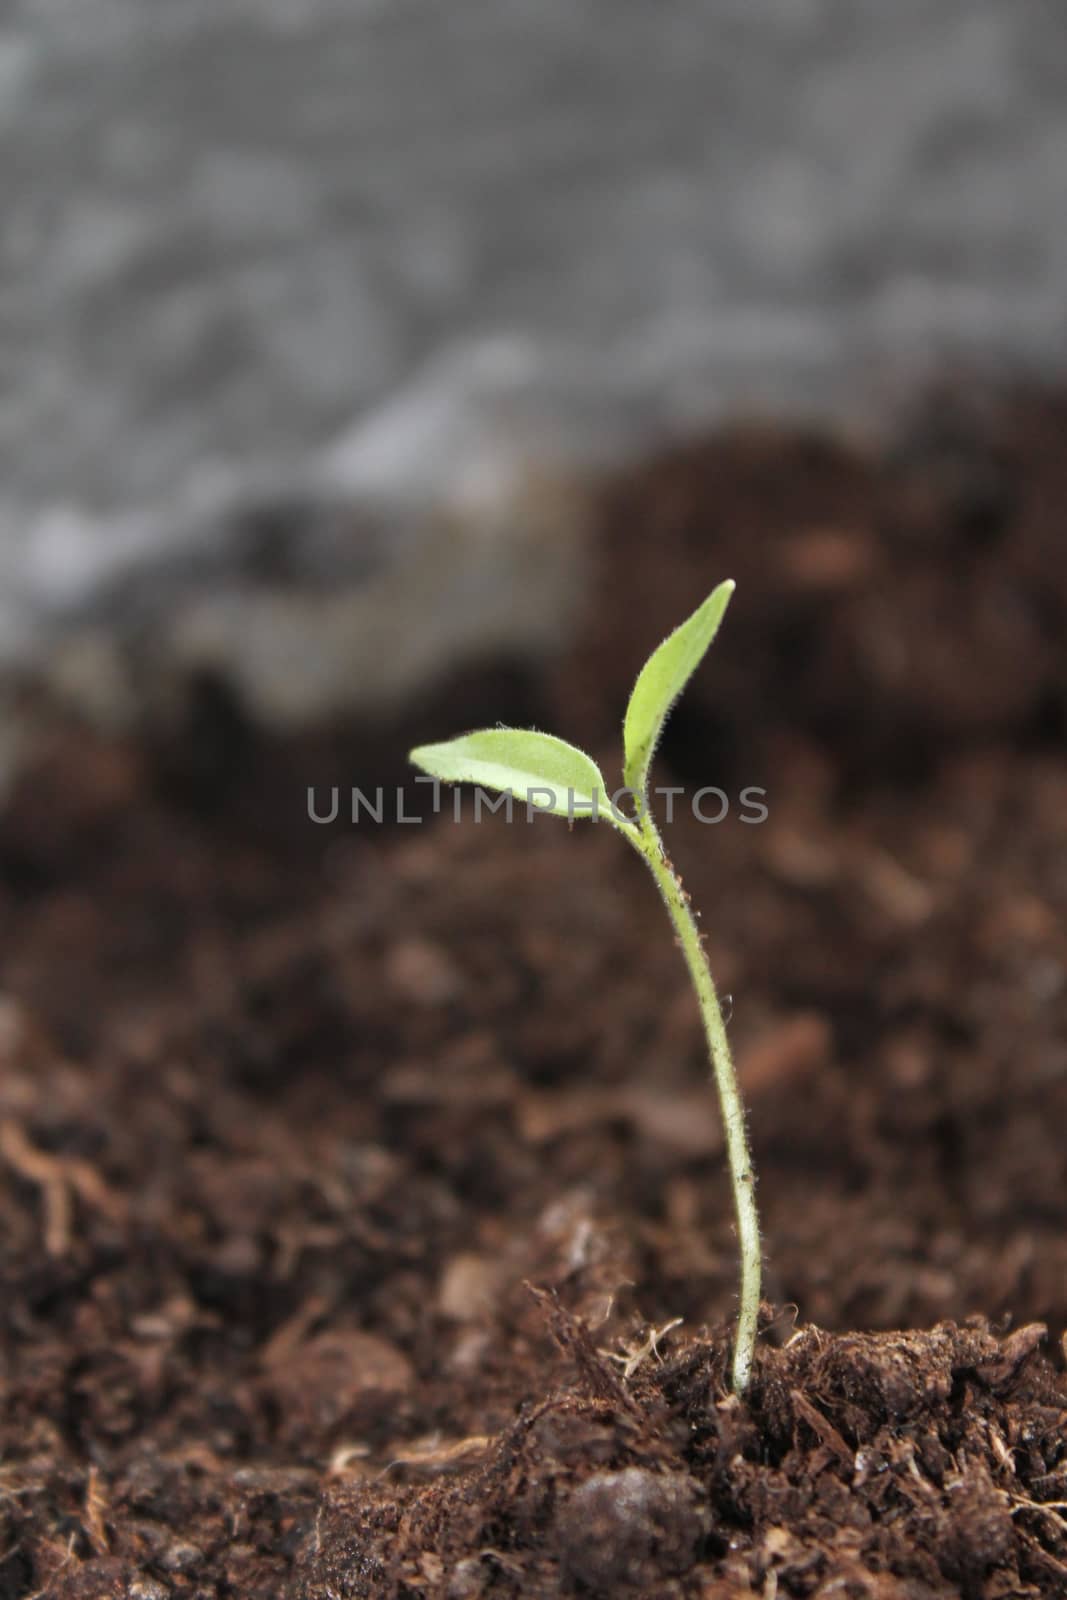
xmin=1 ymin=386 xmax=1066 ymax=1598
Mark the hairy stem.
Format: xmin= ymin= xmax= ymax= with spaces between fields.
xmin=628 ymin=811 xmax=761 ymax=1394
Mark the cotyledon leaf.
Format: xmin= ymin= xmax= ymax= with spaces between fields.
xmin=410 ymin=728 xmax=608 ymax=820
xmin=622 ymin=579 xmax=735 ymax=798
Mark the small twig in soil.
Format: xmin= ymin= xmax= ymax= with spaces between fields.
xmin=0 ymin=1120 xmax=73 ymax=1255
xmin=0 ymin=1119 xmax=126 ymax=1255
xmin=789 ymin=1389 xmax=853 ymax=1472
xmin=526 ymin=1283 xmax=639 ymax=1412
xmin=23 ymin=1534 xmax=77 ymax=1600
xmin=82 ymin=1466 xmax=110 ymax=1557
xmin=1009 ymin=1495 xmax=1067 ymax=1517
xmin=600 ymin=1316 xmax=684 ymax=1381
xmin=258 ymin=1294 xmax=331 ymax=1368
xmin=380 ymin=1434 xmax=492 ymax=1478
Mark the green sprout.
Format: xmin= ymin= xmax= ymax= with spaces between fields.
xmin=410 ymin=581 xmax=761 ymax=1394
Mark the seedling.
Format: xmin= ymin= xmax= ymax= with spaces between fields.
xmin=410 ymin=582 xmax=760 ymax=1394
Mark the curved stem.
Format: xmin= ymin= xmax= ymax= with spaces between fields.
xmin=626 ymin=810 xmax=761 ymax=1394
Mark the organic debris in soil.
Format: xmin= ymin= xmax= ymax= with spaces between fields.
xmin=303 ymin=1311 xmax=1067 ymax=1599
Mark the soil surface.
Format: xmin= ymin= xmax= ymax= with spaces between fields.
xmin=1 ymin=386 xmax=1066 ymax=1597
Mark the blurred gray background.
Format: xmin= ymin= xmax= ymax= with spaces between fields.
xmin=1 ymin=0 xmax=1065 ymax=763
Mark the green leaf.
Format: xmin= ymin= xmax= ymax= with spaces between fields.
xmin=409 ymin=729 xmax=608 ymax=820
xmin=623 ymin=579 xmax=735 ymax=797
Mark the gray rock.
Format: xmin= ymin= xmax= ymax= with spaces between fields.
xmin=1 ymin=0 xmax=1065 ymax=775
xmin=557 ymin=1468 xmax=706 ymax=1592
xmin=128 ymin=1582 xmax=170 ymax=1600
